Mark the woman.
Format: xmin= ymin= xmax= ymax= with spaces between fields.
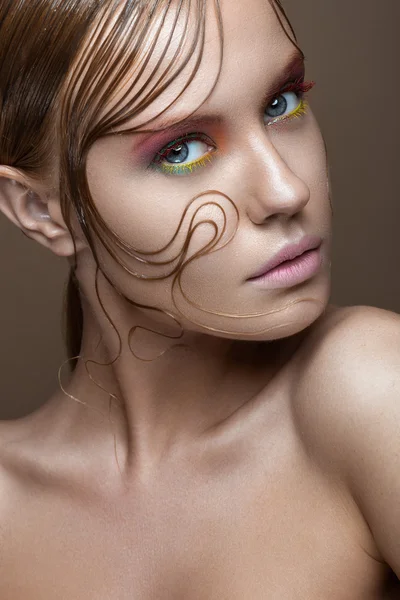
xmin=0 ymin=0 xmax=399 ymax=597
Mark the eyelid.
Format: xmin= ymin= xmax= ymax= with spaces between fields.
xmin=150 ymin=75 xmax=312 ymax=159
xmin=154 ymin=153 xmax=216 ymax=176
xmin=266 ymin=79 xmax=315 ymax=126
xmin=152 ymin=132 xmax=216 ymax=164
xmin=261 ymin=63 xmax=305 ymax=108
xmin=268 ymin=98 xmax=309 ymax=127
xmin=148 ymin=77 xmax=315 ymax=176
xmin=149 ymin=132 xmax=217 ymax=176
xmin=282 ymin=78 xmax=315 ymax=95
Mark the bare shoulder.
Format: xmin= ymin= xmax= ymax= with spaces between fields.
xmin=0 ymin=415 xmax=46 ymax=497
xmin=292 ymin=304 xmax=400 ymax=472
xmin=0 ymin=417 xmax=29 ymax=478
xmin=0 ymin=419 xmax=22 ymax=518
xmin=300 ymin=306 xmax=400 ymax=378
xmin=292 ymin=304 xmax=400 ymax=572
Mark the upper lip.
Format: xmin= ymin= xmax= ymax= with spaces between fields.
xmin=248 ymin=234 xmax=323 ymax=280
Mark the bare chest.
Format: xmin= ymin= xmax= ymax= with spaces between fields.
xmin=0 ymin=439 xmax=388 ymax=600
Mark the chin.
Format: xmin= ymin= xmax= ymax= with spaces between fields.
xmin=254 ymin=275 xmax=332 ymax=341
xmin=266 ymin=291 xmax=331 ymax=341
xmin=192 ymin=280 xmax=331 ymax=343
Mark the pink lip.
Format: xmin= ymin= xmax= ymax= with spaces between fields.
xmin=248 ymin=234 xmax=323 ymax=280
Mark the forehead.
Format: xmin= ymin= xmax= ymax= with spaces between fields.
xmin=88 ymin=0 xmax=297 ymax=131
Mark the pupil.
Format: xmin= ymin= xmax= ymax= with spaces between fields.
xmin=267 ymin=95 xmax=287 ymax=118
xmin=166 ymin=143 xmax=189 ymax=164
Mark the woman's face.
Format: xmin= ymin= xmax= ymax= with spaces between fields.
xmin=84 ymin=0 xmax=332 ymax=342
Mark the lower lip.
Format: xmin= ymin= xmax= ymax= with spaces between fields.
xmin=248 ymin=246 xmax=323 ymax=289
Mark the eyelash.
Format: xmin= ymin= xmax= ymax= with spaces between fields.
xmin=268 ymin=78 xmax=315 ymax=125
xmin=149 ymin=79 xmax=315 ymax=177
xmin=150 ymin=133 xmax=216 ymax=177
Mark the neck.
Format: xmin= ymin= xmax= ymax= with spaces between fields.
xmin=60 ymin=270 xmax=302 ymax=478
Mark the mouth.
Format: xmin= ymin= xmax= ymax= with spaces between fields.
xmin=248 ymin=236 xmax=322 ymax=287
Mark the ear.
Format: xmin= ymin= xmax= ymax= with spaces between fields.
xmin=0 ymin=166 xmax=86 ymax=257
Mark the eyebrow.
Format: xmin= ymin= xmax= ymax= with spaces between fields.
xmin=133 ymin=49 xmax=305 ymax=139
xmin=261 ymin=50 xmax=305 ymax=107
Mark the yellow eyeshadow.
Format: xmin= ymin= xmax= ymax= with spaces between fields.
xmin=153 ymin=99 xmax=308 ymax=177
xmin=158 ymin=153 xmax=214 ymax=176
xmin=268 ymin=99 xmax=309 ymax=126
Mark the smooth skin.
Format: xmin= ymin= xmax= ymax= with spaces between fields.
xmin=0 ymin=0 xmax=399 ymax=597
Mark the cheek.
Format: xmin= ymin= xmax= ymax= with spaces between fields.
xmin=300 ymin=114 xmax=328 ymax=190
xmin=86 ymin=149 xmax=234 ymax=303
xmin=270 ymin=110 xmax=327 ymax=180
xmin=283 ymin=118 xmax=329 ymax=211
xmin=87 ymin=173 xmax=182 ymax=250
xmin=86 ymin=140 xmax=177 ymax=250
xmin=305 ymin=129 xmax=331 ymax=217
xmin=89 ymin=179 xmax=229 ymax=264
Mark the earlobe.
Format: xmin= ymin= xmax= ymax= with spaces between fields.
xmin=0 ymin=167 xmax=82 ymax=257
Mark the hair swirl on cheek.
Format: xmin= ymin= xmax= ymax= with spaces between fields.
xmin=51 ymin=0 xmax=324 ymax=475
xmin=56 ymin=0 xmax=228 ymax=439
xmin=92 ymin=186 xmax=320 ymax=366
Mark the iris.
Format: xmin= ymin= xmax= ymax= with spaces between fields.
xmin=166 ymin=144 xmax=190 ymax=164
xmin=267 ymin=95 xmax=288 ymax=118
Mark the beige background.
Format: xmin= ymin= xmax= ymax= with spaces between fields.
xmin=1 ymin=0 xmax=399 ymax=419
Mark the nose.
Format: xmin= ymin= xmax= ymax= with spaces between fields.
xmin=243 ymin=131 xmax=311 ymax=225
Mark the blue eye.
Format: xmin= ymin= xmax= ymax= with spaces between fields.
xmin=161 ymin=139 xmax=211 ymax=166
xmin=150 ymin=133 xmax=216 ymax=176
xmin=264 ymin=79 xmax=316 ymax=125
xmin=164 ymin=143 xmax=191 ymax=164
xmin=265 ymin=91 xmax=302 ymax=121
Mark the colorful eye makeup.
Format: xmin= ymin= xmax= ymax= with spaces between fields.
xmin=149 ymin=132 xmax=217 ymax=177
xmin=149 ymin=78 xmax=315 ymax=177
xmin=266 ymin=78 xmax=315 ymax=126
